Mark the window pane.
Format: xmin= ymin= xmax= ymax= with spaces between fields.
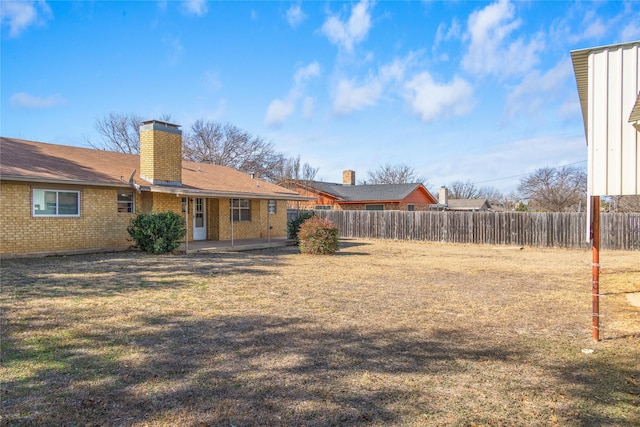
xmin=240 ymin=199 xmax=250 ymax=208
xmin=33 ymin=190 xmax=55 ymax=215
xmin=118 ymin=192 xmax=134 ymax=213
xmin=58 ymin=192 xmax=79 ymax=215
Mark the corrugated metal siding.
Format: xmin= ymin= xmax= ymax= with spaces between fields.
xmin=573 ymin=41 xmax=640 ymax=196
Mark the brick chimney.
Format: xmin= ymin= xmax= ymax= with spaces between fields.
xmin=139 ymin=120 xmax=182 ymax=186
xmin=439 ymin=186 xmax=448 ymax=205
xmin=343 ymin=170 xmax=356 ymax=186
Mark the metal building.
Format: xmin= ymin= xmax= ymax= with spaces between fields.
xmin=571 ymin=41 xmax=640 ymax=197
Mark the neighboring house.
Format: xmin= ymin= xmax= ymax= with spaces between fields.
xmin=284 ymin=170 xmax=437 ymax=211
xmin=430 ymin=186 xmax=492 ymax=211
xmin=0 ymin=120 xmax=309 ymax=257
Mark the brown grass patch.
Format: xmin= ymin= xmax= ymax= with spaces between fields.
xmin=1 ymin=239 xmax=639 ymax=426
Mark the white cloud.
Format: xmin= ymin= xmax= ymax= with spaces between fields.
xmin=181 ymin=0 xmax=207 ymax=17
xmin=581 ymin=18 xmax=606 ymax=40
xmin=331 ymin=55 xmax=412 ymax=115
xmin=294 ymin=62 xmax=321 ymax=84
xmin=333 ymin=78 xmax=383 ymax=115
xmin=503 ymin=58 xmax=574 ymax=121
xmin=462 ymin=0 xmax=544 ymax=78
xmin=286 ymin=4 xmax=307 ymax=28
xmin=404 ymin=72 xmax=473 ymax=122
xmin=264 ymin=98 xmax=296 ymax=126
xmin=434 ymin=18 xmax=462 ymax=50
xmin=264 ymin=62 xmax=321 ymax=126
xmin=10 ymin=92 xmax=66 ymax=109
xmin=321 ymin=0 xmax=372 ymax=52
xmin=621 ymin=21 xmax=640 ymax=40
xmin=163 ymin=35 xmax=184 ymax=64
xmin=0 ymin=0 xmax=52 ymax=37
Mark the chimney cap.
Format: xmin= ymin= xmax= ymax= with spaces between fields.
xmin=140 ymin=119 xmax=181 ymax=129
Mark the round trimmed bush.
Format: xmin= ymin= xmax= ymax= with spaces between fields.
xmin=127 ymin=211 xmax=186 ymax=254
xmin=297 ymin=216 xmax=339 ymax=255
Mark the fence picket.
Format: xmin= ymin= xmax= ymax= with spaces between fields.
xmin=306 ymin=210 xmax=640 ymax=250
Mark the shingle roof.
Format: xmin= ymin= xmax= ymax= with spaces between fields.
xmin=446 ymin=199 xmax=490 ymax=210
xmin=304 ymin=181 xmax=432 ymax=202
xmin=0 ymin=137 xmax=308 ymax=200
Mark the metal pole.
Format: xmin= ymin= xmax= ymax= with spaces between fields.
xmin=185 ymin=196 xmax=189 ymax=254
xmin=591 ymin=195 xmax=600 ymax=341
xmin=267 ymin=201 xmax=271 ymax=244
xmin=231 ymin=199 xmax=234 ymax=248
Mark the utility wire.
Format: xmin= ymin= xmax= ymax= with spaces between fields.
xmin=472 ymin=160 xmax=587 ymax=185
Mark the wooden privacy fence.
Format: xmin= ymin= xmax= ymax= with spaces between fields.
xmin=309 ymin=210 xmax=640 ymax=250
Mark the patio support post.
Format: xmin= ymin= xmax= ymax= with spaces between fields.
xmin=231 ymin=199 xmax=234 ymax=248
xmin=185 ymin=196 xmax=189 ymax=253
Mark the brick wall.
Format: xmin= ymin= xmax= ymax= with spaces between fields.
xmin=139 ymin=124 xmax=182 ymax=185
xmin=1 ymin=182 xmax=137 ymax=257
xmin=1 ymin=182 xmax=291 ymax=257
xmin=217 ymin=199 xmax=287 ymax=240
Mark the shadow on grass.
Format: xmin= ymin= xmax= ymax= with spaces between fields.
xmin=3 ymin=314 xmax=517 ymax=426
xmin=0 ymin=249 xmax=289 ymax=299
xmin=5 ymin=312 xmax=638 ymax=426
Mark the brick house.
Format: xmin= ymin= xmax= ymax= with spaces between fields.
xmin=0 ymin=120 xmax=310 ymax=257
xmin=284 ymin=170 xmax=437 ymax=211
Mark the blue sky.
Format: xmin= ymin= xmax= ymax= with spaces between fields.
xmin=2 ymin=1 xmax=639 ymax=195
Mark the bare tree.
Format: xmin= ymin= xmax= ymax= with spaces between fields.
xmin=478 ymin=186 xmax=504 ymax=204
xmin=448 ymin=180 xmax=480 ymax=199
xmin=274 ymin=155 xmax=319 ymax=185
xmin=517 ymin=166 xmax=587 ymax=212
xmin=86 ymin=112 xmax=172 ymax=154
xmin=183 ymin=120 xmax=284 ymax=181
xmin=362 ymin=163 xmax=426 ymax=185
xmin=608 ymin=195 xmax=640 ymax=212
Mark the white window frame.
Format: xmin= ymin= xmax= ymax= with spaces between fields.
xmin=268 ymin=199 xmax=277 ymax=214
xmin=117 ymin=191 xmax=135 ymax=213
xmin=230 ymin=198 xmax=251 ymax=222
xmin=33 ymin=189 xmax=80 ymax=217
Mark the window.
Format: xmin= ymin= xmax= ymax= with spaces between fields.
xmin=365 ymin=204 xmax=384 ymax=211
xmin=268 ymin=200 xmax=277 ymax=214
xmin=230 ymin=199 xmax=251 ymax=222
xmin=315 ymin=205 xmax=332 ymax=210
xmin=33 ymin=189 xmax=79 ymax=216
xmin=118 ymin=191 xmax=134 ymax=213
xmin=407 ymin=204 xmax=415 ymax=212
xmin=182 ymin=197 xmax=187 ymax=213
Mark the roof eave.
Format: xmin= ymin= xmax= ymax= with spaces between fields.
xmin=0 ymin=175 xmax=132 ymax=188
xmin=148 ymin=185 xmax=314 ymax=201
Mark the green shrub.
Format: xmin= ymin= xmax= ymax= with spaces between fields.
xmin=287 ymin=211 xmax=315 ymax=241
xmin=127 ymin=211 xmax=186 ymax=254
xmin=297 ymin=216 xmax=339 ymax=255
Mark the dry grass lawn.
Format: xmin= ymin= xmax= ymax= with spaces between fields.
xmin=1 ymin=239 xmax=639 ymax=426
